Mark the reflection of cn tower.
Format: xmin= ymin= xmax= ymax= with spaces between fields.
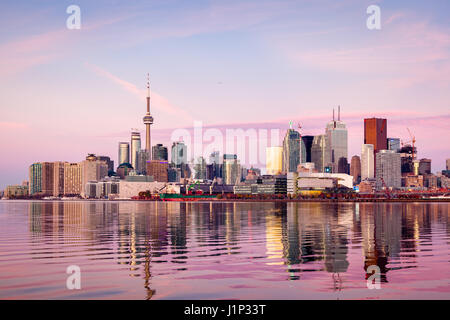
xmin=143 ymin=73 xmax=154 ymax=157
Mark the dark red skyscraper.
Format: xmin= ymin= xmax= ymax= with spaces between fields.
xmin=364 ymin=118 xmax=387 ymax=175
xmin=364 ymin=118 xmax=387 ymax=153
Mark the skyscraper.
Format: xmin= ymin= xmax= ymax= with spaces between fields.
xmin=325 ymin=106 xmax=348 ymax=173
xmin=41 ymin=162 xmax=54 ymax=196
xmin=130 ymin=130 xmax=141 ymax=170
xmin=447 ymin=159 xmax=450 ymax=171
xmin=302 ymin=135 xmax=314 ymax=163
xmin=282 ymin=127 xmax=302 ymax=174
xmin=194 ymin=156 xmax=207 ymax=179
xmin=29 ymin=162 xmax=53 ymax=196
xmin=364 ymin=118 xmax=387 ymax=176
xmin=364 ymin=118 xmax=387 ymax=152
xmin=350 ymin=156 xmax=361 ymax=184
xmin=136 ymin=150 xmax=149 ymax=175
xmin=171 ymin=141 xmax=187 ymax=165
xmin=207 ymin=151 xmax=222 ymax=180
xmin=118 ymin=142 xmax=130 ymax=166
xmin=97 ymin=156 xmax=114 ymax=173
xmin=223 ymin=154 xmax=241 ymax=185
xmin=387 ymin=138 xmax=400 ymax=152
xmin=361 ymin=144 xmax=375 ymax=180
xmin=311 ymin=134 xmax=326 ymax=172
xmin=266 ymin=146 xmax=283 ymax=175
xmin=53 ymin=161 xmax=66 ymax=196
xmin=29 ymin=163 xmax=42 ymax=195
xmin=375 ymin=150 xmax=401 ymax=190
xmin=63 ymin=162 xmax=83 ymax=195
xmin=152 ymin=144 xmax=168 ymax=161
xmin=143 ymin=74 xmax=154 ymax=158
xmin=81 ymin=154 xmax=108 ymax=196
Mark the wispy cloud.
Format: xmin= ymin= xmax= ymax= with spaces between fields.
xmin=84 ymin=62 xmax=194 ymax=123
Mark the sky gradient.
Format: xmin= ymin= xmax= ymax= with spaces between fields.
xmin=1 ymin=0 xmax=449 ymax=188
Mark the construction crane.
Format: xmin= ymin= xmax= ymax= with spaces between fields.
xmin=407 ymin=128 xmax=416 ymax=160
xmin=380 ymin=177 xmax=391 ymax=199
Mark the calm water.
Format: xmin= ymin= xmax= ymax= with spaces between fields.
xmin=0 ymin=200 xmax=449 ymax=300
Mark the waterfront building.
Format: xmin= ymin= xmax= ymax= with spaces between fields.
xmin=119 ymin=181 xmax=166 ymax=199
xmin=143 ymin=74 xmax=154 ymax=156
xmin=311 ymin=134 xmax=327 ymax=173
xmin=146 ymin=160 xmax=169 ymax=182
xmin=63 ymin=162 xmax=83 ymax=195
xmin=297 ymin=172 xmax=353 ymax=189
xmin=171 ymin=141 xmax=187 ymax=165
xmin=81 ymin=154 xmax=108 ymax=196
xmin=53 ymin=161 xmax=67 ymax=196
xmin=266 ymin=146 xmax=283 ymax=175
xmin=350 ymin=155 xmax=361 ymax=184
xmin=152 ymin=143 xmax=168 ymax=161
xmin=118 ymin=142 xmax=130 ymax=165
xmin=387 ymin=138 xmax=401 ymax=152
xmin=29 ymin=162 xmax=54 ymax=196
xmin=282 ymin=126 xmax=304 ymax=174
xmin=375 ymin=150 xmax=401 ymax=190
xmin=361 ymin=144 xmax=375 ymax=180
xmin=130 ymin=130 xmax=141 ymax=171
xmin=5 ymin=185 xmax=29 ymax=199
xmin=234 ymin=175 xmax=287 ymax=195
xmin=41 ymin=162 xmax=54 ymax=196
xmin=325 ymin=106 xmax=348 ymax=173
xmin=223 ymin=154 xmax=241 ymax=185
xmin=84 ymin=177 xmax=121 ymax=199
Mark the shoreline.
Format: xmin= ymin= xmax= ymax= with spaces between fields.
xmin=2 ymin=198 xmax=450 ymax=203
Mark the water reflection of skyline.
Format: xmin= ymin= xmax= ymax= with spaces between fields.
xmin=23 ymin=200 xmax=449 ymax=299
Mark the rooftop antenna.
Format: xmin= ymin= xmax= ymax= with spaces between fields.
xmin=338 ymin=105 xmax=341 ymax=121
xmin=333 ymin=107 xmax=335 ymax=122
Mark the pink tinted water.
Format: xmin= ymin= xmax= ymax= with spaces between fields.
xmin=0 ymin=201 xmax=448 ymax=299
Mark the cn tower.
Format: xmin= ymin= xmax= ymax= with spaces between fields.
xmin=143 ymin=73 xmax=154 ymax=159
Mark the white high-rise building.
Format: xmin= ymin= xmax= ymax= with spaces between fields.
xmin=361 ymin=144 xmax=375 ymax=180
xmin=311 ymin=134 xmax=327 ymax=173
xmin=130 ymin=130 xmax=141 ymax=170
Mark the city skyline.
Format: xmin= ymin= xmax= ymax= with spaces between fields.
xmin=1 ymin=0 xmax=450 ymax=188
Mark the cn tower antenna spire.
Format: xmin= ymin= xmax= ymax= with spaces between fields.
xmin=146 ymin=73 xmax=150 ymax=113
xmin=143 ymin=72 xmax=154 ymax=156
